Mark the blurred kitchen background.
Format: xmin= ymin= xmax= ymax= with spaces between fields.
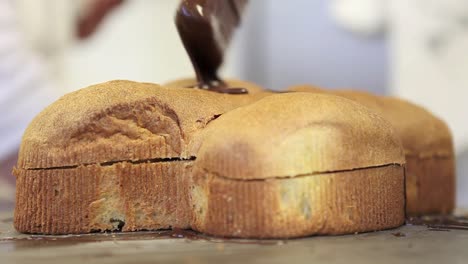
xmin=1 ymin=0 xmax=468 ymax=209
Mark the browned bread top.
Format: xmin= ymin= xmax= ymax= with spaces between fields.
xmin=164 ymin=78 xmax=268 ymax=94
xmin=287 ymin=84 xmax=323 ymax=94
xmin=378 ymin=96 xmax=453 ymax=158
xmin=18 ymin=80 xmax=268 ymax=169
xmin=196 ymin=92 xmax=405 ymax=180
xmin=288 ymin=86 xmax=454 ymax=158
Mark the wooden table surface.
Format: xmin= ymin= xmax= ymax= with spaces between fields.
xmin=1 ymin=211 xmax=468 ymax=264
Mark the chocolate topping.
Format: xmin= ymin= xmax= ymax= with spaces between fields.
xmin=175 ymin=0 xmax=248 ymax=94
xmin=406 ymin=215 xmax=468 ymax=231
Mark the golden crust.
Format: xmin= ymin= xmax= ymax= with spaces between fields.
xmin=379 ymin=97 xmax=453 ymax=158
xmin=18 ymin=80 xmax=268 ymax=170
xmin=288 ymin=86 xmax=454 ymax=158
xmin=288 ymin=85 xmax=455 ymax=215
xmin=196 ymin=93 xmax=405 ymax=180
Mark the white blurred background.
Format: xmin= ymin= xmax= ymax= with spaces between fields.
xmin=1 ymin=0 xmax=468 ymax=209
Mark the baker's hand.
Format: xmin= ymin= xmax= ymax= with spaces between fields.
xmin=0 ymin=151 xmax=17 ymax=209
xmin=77 ymin=0 xmax=125 ymax=39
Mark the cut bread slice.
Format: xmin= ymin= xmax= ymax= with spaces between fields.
xmin=14 ymin=80 xmax=269 ymax=234
xmin=192 ymin=93 xmax=406 ymax=238
xmin=289 ymin=85 xmax=455 ymax=215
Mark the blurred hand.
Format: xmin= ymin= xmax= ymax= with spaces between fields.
xmin=0 ymin=151 xmax=17 ymax=210
xmin=77 ymin=0 xmax=125 ymax=39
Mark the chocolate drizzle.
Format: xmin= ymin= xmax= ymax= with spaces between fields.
xmin=175 ymin=0 xmax=248 ymax=94
xmin=406 ymin=215 xmax=468 ymax=231
xmin=0 ymin=228 xmax=284 ymax=248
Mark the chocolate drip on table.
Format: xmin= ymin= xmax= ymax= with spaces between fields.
xmin=0 ymin=228 xmax=283 ymax=247
xmin=406 ymin=215 xmax=468 ymax=231
xmin=175 ymin=0 xmax=248 ymax=94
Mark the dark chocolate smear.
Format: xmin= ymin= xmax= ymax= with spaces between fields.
xmin=406 ymin=215 xmax=468 ymax=231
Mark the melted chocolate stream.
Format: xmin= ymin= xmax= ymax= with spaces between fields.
xmin=175 ymin=0 xmax=248 ymax=94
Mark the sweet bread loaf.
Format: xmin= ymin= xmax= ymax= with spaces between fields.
xmin=289 ymin=86 xmax=455 ymax=215
xmin=14 ymin=81 xmax=405 ymax=237
xmin=14 ymin=80 xmax=267 ymax=234
xmin=191 ymin=93 xmax=405 ymax=237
